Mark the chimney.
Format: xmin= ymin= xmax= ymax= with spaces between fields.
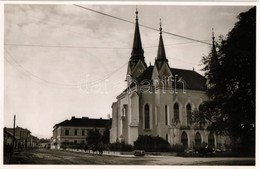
xmin=71 ymin=116 xmax=75 ymax=119
xmin=107 ymin=114 xmax=111 ymax=119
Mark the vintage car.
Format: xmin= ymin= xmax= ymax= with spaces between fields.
xmin=133 ymin=150 xmax=145 ymax=156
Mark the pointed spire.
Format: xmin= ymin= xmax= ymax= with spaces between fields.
xmin=212 ymin=28 xmax=217 ymax=55
xmin=131 ymin=8 xmax=144 ymax=60
xmin=127 ymin=8 xmax=147 ymax=79
xmin=159 ymin=18 xmax=162 ymax=35
xmin=156 ymin=19 xmax=167 ymax=61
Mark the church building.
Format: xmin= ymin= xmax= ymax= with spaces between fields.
xmin=110 ymin=11 xmax=229 ymax=150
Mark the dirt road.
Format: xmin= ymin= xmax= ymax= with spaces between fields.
xmin=5 ymin=148 xmax=255 ymax=165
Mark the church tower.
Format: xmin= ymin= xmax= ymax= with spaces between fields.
xmin=127 ymin=9 xmax=147 ymax=83
xmin=211 ymin=28 xmax=217 ymax=57
xmin=152 ymin=20 xmax=173 ymax=88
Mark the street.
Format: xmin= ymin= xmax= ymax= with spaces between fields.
xmin=4 ymin=148 xmax=255 ymax=165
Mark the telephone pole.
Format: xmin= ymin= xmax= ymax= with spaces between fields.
xmin=12 ymin=115 xmax=16 ymax=149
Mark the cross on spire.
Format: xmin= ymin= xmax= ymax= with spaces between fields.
xmin=136 ymin=6 xmax=138 ymax=21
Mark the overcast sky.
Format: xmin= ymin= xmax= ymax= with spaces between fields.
xmin=3 ymin=4 xmax=252 ymax=138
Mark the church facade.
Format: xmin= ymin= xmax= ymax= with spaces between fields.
xmin=110 ymin=11 xmax=229 ymax=150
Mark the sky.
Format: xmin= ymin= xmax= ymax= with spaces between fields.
xmin=3 ymin=4 xmax=253 ymax=138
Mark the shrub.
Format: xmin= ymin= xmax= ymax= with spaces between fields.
xmin=170 ymin=144 xmax=185 ymax=153
xmin=134 ymin=135 xmax=170 ymax=152
xmin=60 ymin=142 xmax=85 ymax=150
xmin=109 ymin=142 xmax=133 ymax=152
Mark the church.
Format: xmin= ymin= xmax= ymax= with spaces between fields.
xmin=110 ymin=11 xmax=229 ymax=150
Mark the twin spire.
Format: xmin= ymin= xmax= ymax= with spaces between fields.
xmin=131 ymin=9 xmax=167 ymax=70
xmin=131 ymin=8 xmax=144 ymax=61
xmin=212 ymin=28 xmax=217 ymax=56
xmin=156 ymin=19 xmax=167 ymax=62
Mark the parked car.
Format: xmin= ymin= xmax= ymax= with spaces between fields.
xmin=133 ymin=150 xmax=145 ymax=156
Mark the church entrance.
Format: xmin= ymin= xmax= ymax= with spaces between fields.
xmin=181 ymin=132 xmax=188 ymax=149
xmin=195 ymin=132 xmax=202 ymax=148
xmin=208 ymin=132 xmax=215 ymax=148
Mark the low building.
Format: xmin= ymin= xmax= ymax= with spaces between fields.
xmin=4 ymin=128 xmax=16 ymax=146
xmin=38 ymin=138 xmax=50 ymax=148
xmin=5 ymin=126 xmax=38 ymax=149
xmin=51 ymin=116 xmax=111 ymax=149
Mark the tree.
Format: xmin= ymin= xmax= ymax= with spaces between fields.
xmin=86 ymin=129 xmax=102 ymax=146
xmin=201 ymin=7 xmax=255 ymax=153
xmin=101 ymin=128 xmax=110 ymax=144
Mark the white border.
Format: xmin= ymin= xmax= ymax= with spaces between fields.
xmin=0 ymin=1 xmax=258 ymax=169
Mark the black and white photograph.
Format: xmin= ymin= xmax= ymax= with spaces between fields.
xmin=1 ymin=1 xmax=257 ymax=167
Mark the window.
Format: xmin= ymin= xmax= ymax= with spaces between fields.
xmin=165 ymin=105 xmax=168 ymax=125
xmin=81 ymin=140 xmax=85 ymax=144
xmin=144 ymin=104 xmax=150 ymax=129
xmin=186 ymin=104 xmax=192 ymax=125
xmin=74 ymin=140 xmax=77 ymax=144
xmin=181 ymin=132 xmax=188 ymax=149
xmin=198 ymin=104 xmax=202 ymax=112
xmin=166 ymin=134 xmax=169 ymax=142
xmin=65 ymin=129 xmax=69 ymax=136
xmin=74 ymin=129 xmax=78 ymax=136
xmin=174 ymin=103 xmax=179 ymax=122
xmin=82 ymin=130 xmax=85 ymax=136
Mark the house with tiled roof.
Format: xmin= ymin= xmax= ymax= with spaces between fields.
xmin=110 ymin=10 xmax=230 ymax=149
xmin=51 ymin=116 xmax=111 ymax=149
xmin=5 ymin=126 xmax=38 ymax=149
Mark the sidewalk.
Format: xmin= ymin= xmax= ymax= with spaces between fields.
xmin=63 ymin=148 xmax=170 ymax=158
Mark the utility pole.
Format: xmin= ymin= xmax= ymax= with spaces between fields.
xmin=12 ymin=115 xmax=16 ymax=149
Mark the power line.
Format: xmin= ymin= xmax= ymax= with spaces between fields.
xmin=5 ymin=48 xmax=77 ymax=88
xmin=4 ymin=43 xmax=131 ymax=50
xmin=5 ymin=47 xmax=128 ymax=89
xmin=74 ymin=4 xmax=211 ymax=45
xmin=4 ymin=39 xmax=212 ymax=49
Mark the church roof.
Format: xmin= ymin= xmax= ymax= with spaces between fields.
xmin=126 ymin=65 xmax=206 ymax=91
xmin=171 ymin=68 xmax=207 ymax=90
xmin=54 ymin=117 xmax=112 ymax=129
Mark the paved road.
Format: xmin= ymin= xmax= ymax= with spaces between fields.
xmin=6 ymin=148 xmax=255 ymax=165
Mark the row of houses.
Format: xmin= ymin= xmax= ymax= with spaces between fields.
xmin=4 ymin=126 xmax=39 ymax=149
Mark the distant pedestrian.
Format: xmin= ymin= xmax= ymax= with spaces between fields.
xmin=84 ymin=145 xmax=88 ymax=152
xmin=205 ymin=143 xmax=208 ymax=149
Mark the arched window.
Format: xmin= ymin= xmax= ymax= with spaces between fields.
xmin=208 ymin=132 xmax=215 ymax=148
xmin=165 ymin=105 xmax=168 ymax=125
xmin=174 ymin=103 xmax=179 ymax=121
xmin=144 ymin=104 xmax=150 ymax=129
xmin=181 ymin=132 xmax=188 ymax=149
xmin=186 ymin=104 xmax=192 ymax=125
xmin=195 ymin=132 xmax=202 ymax=148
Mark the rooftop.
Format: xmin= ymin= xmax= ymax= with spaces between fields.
xmin=125 ymin=65 xmax=207 ymax=92
xmin=54 ymin=116 xmax=112 ymax=129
